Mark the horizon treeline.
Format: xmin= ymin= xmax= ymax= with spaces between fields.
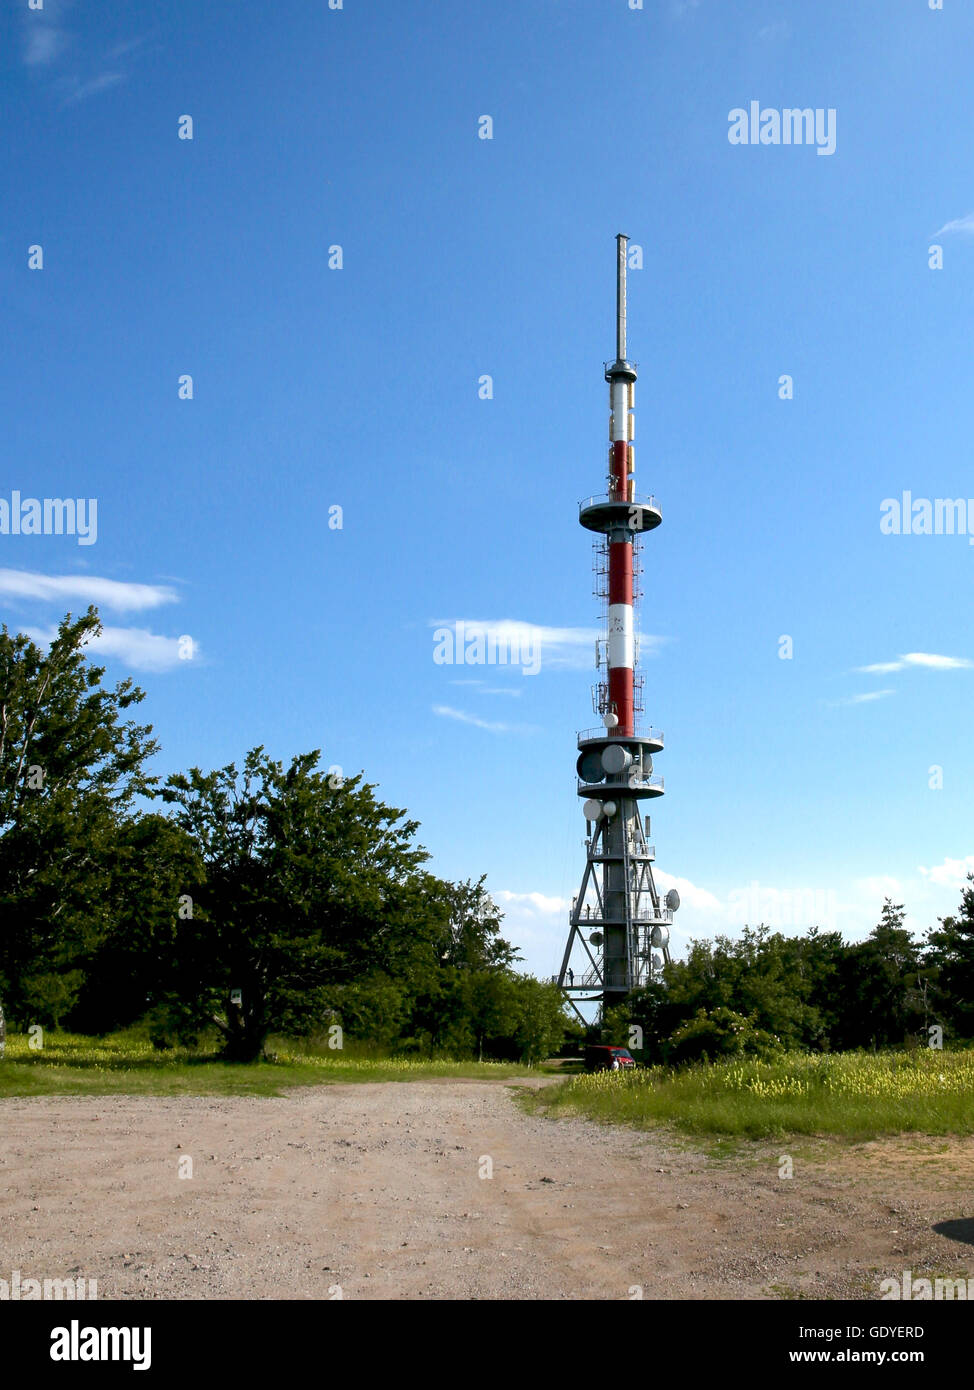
xmin=0 ymin=609 xmax=566 ymax=1063
xmin=607 ymin=891 xmax=974 ymax=1063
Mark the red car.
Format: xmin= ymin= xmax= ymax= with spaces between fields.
xmin=584 ymin=1045 xmax=636 ymax=1072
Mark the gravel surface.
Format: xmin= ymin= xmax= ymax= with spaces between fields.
xmin=2 ymin=1079 xmax=972 ymax=1300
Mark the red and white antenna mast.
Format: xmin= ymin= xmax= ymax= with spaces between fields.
xmin=606 ymin=232 xmax=638 ymax=736
xmin=556 ymin=235 xmax=679 ymax=1022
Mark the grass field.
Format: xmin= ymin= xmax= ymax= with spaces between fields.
xmin=0 ymin=1030 xmax=537 ymax=1098
xmin=530 ymin=1049 xmax=974 ymax=1139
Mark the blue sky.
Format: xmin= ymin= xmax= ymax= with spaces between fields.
xmin=3 ymin=0 xmax=974 ymax=978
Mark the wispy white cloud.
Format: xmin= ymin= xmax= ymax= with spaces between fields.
xmin=653 ymin=869 xmax=723 ymax=913
xmin=0 ymin=569 xmax=177 ymax=614
xmin=106 ymin=35 xmax=152 ymax=61
xmin=856 ymin=651 xmax=972 ymax=674
xmin=21 ymin=3 xmax=144 ymax=105
xmin=24 ymin=26 xmax=67 ymax=67
xmin=26 ymin=624 xmax=197 ymax=674
xmin=20 ymin=0 xmax=70 ymax=68
xmin=492 ymin=889 xmax=571 ymax=972
xmin=57 ymin=71 xmax=126 ymax=105
xmin=431 ymin=617 xmax=665 ymax=672
xmin=432 ymin=704 xmax=537 ymax=735
xmin=831 ymin=689 xmax=896 ymax=706
xmin=934 ymin=213 xmax=974 ymax=237
xmin=447 ymin=678 xmax=522 ymax=697
xmin=431 ymin=618 xmax=590 ymax=671
xmin=917 ymin=855 xmax=974 ymax=889
xmin=496 ymin=890 xmax=571 ymax=917
xmin=901 ymin=651 xmax=973 ymax=670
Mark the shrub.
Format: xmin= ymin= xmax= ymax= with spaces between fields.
xmin=667 ymin=1006 xmax=782 ymax=1064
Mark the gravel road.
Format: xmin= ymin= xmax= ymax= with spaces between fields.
xmin=2 ymin=1079 xmax=972 ymax=1300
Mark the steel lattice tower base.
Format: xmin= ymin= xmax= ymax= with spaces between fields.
xmin=557 ymin=728 xmax=674 ymax=1022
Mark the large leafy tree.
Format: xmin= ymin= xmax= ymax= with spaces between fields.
xmin=0 ymin=609 xmax=159 ymax=1023
xmin=406 ymin=876 xmax=523 ymax=1056
xmin=159 ymin=747 xmax=445 ymax=1060
xmin=835 ymin=899 xmax=925 ymax=1049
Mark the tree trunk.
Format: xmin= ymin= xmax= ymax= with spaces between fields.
xmin=221 ymin=999 xmax=265 ymax=1062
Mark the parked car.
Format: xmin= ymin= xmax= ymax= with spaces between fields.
xmin=584 ymin=1044 xmax=636 ymax=1072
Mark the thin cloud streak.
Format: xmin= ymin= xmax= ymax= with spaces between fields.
xmin=431 ymin=617 xmax=665 ymax=671
xmin=106 ymin=35 xmax=153 ymax=60
xmin=934 ymin=213 xmax=974 ymax=236
xmin=901 ymin=652 xmax=972 ymax=670
xmin=830 ymin=690 xmax=896 ymax=706
xmin=857 ymin=652 xmax=972 ymax=674
xmin=0 ymin=569 xmax=178 ymax=613
xmin=447 ymin=678 xmax=523 ymax=697
xmin=58 ymin=71 xmax=126 ymax=105
xmin=21 ymin=4 xmax=144 ymax=105
xmin=432 ymin=705 xmax=537 ymax=734
xmin=26 ymin=624 xmax=197 ymax=673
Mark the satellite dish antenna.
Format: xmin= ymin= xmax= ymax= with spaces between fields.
xmin=589 ymin=932 xmax=604 ymax=947
xmin=602 ymin=744 xmax=631 ymax=776
xmin=652 ymin=951 xmax=664 ymax=969
xmin=582 ymin=799 xmax=603 ymax=821
xmin=577 ymin=749 xmax=605 ymax=783
xmin=665 ymin=888 xmax=681 ymax=912
xmin=651 ymin=924 xmax=670 ymax=949
xmin=603 ymin=801 xmax=617 ymax=817
xmin=603 ymin=711 xmax=619 ymax=729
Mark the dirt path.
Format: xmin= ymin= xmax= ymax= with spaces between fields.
xmin=2 ymin=1079 xmax=972 ymax=1300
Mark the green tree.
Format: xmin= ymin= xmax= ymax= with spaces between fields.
xmin=603 ymin=979 xmax=671 ymax=1059
xmin=509 ymin=975 xmax=567 ymax=1064
xmin=0 ymin=610 xmax=159 ymax=1023
xmin=70 ymin=813 xmax=203 ymax=1034
xmin=159 ymin=747 xmax=441 ymax=1061
xmin=925 ymin=875 xmax=974 ymax=1040
xmin=434 ymin=875 xmax=521 ymax=972
xmin=463 ymin=970 xmax=521 ymax=1062
xmin=791 ymin=926 xmax=846 ymax=1050
xmin=320 ymin=975 xmax=410 ymax=1051
xmin=837 ymin=899 xmax=924 ymax=1048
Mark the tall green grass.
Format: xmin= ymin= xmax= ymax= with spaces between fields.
xmin=0 ymin=1030 xmax=536 ymax=1098
xmin=531 ymin=1050 xmax=974 ymax=1138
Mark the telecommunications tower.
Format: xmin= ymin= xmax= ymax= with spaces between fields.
xmin=557 ymin=235 xmax=680 ymax=1024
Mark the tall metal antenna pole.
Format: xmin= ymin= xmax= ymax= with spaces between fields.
xmin=557 ymin=234 xmax=679 ymax=1021
xmin=616 ymin=233 xmax=628 ymax=363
